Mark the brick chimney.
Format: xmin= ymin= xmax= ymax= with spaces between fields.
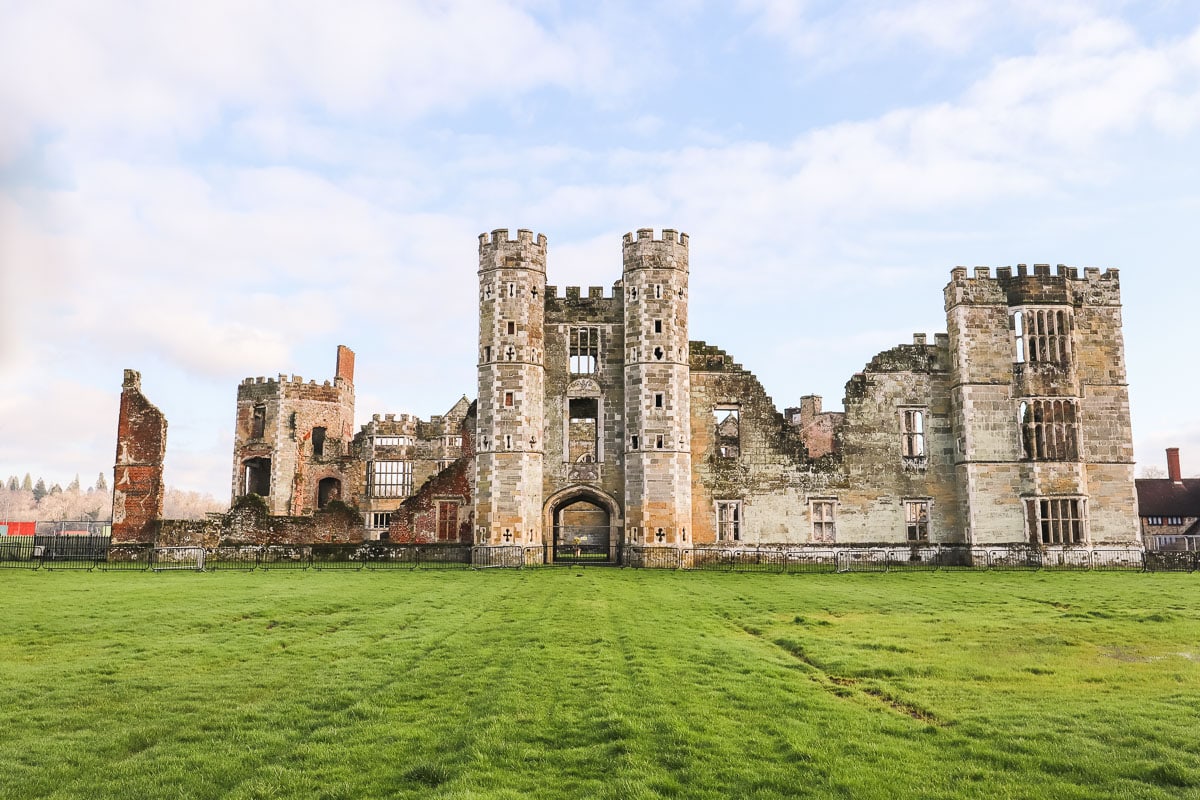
xmin=335 ymin=345 xmax=355 ymax=384
xmin=1167 ymin=447 xmax=1182 ymax=483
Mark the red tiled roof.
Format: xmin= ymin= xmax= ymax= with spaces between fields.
xmin=1135 ymin=478 xmax=1200 ymax=517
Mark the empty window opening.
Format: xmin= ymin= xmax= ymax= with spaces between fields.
xmin=317 ymin=477 xmax=341 ymax=510
xmin=484 ymin=285 xmax=493 ymax=299
xmin=568 ymin=397 xmax=599 ymax=463
xmin=905 ymin=500 xmax=930 ymax=542
xmin=714 ymin=407 xmax=740 ymax=458
xmin=437 ymin=501 xmax=460 ymax=542
xmin=531 ymin=286 xmax=538 ymax=299
xmin=371 ymin=461 xmax=412 ymax=498
xmin=1014 ymin=307 xmax=1072 ymax=365
xmin=374 ymin=435 xmax=412 ymax=448
xmin=653 ymin=346 xmax=664 ymax=360
xmin=312 ymin=427 xmax=326 ymax=457
xmin=1012 ymin=310 xmax=1025 ymax=364
xmin=630 ymin=434 xmax=639 ymax=450
xmin=716 ymin=500 xmax=741 ymax=541
xmin=570 ymin=327 xmax=599 ymax=374
xmin=629 ymin=286 xmax=638 ymax=300
xmin=654 ymin=393 xmax=664 ymax=409
xmin=505 ymin=346 xmax=515 ymax=361
xmin=244 ymin=457 xmax=271 ymax=497
xmin=504 ymin=391 xmax=514 ymax=408
xmin=507 ymin=321 xmax=515 ymax=335
xmin=508 ymin=283 xmax=515 ymax=298
xmin=901 ymin=409 xmax=926 ymax=457
xmin=654 ymin=284 xmax=663 ymax=299
xmin=654 ymin=319 xmax=663 ymax=334
xmin=504 ymin=434 xmax=513 ymax=450
xmin=484 ymin=345 xmax=492 ymax=362
xmin=811 ymin=500 xmax=836 ymax=543
xmin=1026 ymin=497 xmax=1084 ymax=545
xmin=655 ymin=434 xmax=665 ymax=449
xmin=1019 ymin=399 xmax=1079 ymax=461
xmin=251 ymin=405 xmax=266 ymax=439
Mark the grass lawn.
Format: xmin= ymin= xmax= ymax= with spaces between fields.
xmin=1 ymin=570 xmax=1199 ymax=799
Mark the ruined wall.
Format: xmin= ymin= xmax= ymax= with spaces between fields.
xmin=386 ymin=404 xmax=477 ymax=543
xmin=689 ymin=343 xmax=819 ymax=544
xmin=112 ymin=369 xmax=167 ymax=544
xmin=230 ymin=347 xmax=356 ymax=516
xmin=157 ymin=499 xmax=364 ymax=548
xmin=835 ymin=336 xmax=960 ymax=544
xmin=784 ymin=396 xmax=843 ymax=459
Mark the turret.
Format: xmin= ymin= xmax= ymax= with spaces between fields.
xmin=475 ymin=229 xmax=547 ymax=545
xmin=622 ymin=228 xmax=693 ymax=546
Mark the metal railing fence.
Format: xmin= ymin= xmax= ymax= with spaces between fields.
xmin=0 ymin=541 xmax=1183 ymax=574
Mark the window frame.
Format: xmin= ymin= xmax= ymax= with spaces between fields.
xmin=715 ymin=500 xmax=742 ymax=542
xmin=810 ymin=498 xmax=837 ymax=543
xmin=899 ymin=407 xmax=927 ymax=459
xmin=904 ymin=499 xmax=931 ymax=543
xmin=370 ymin=460 xmax=413 ymax=498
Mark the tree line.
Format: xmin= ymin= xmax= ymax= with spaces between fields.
xmin=1 ymin=472 xmax=227 ymax=522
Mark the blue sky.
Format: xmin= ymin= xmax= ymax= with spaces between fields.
xmin=2 ymin=0 xmax=1199 ymax=497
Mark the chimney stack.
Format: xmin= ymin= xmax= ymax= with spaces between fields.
xmin=1167 ymin=447 xmax=1182 ymax=483
xmin=335 ymin=345 xmax=355 ymax=384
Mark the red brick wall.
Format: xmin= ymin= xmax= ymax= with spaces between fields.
xmin=112 ymin=370 xmax=167 ymax=543
xmin=387 ymin=405 xmax=476 ymax=543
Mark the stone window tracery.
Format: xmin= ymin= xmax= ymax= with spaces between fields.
xmin=1025 ymin=497 xmax=1085 ymax=544
xmin=1018 ymin=399 xmax=1079 ymax=461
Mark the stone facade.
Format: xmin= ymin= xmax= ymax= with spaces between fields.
xmin=229 ymin=229 xmax=1142 ymax=554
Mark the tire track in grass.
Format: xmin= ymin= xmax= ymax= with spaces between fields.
xmin=751 ymin=626 xmax=947 ymax=726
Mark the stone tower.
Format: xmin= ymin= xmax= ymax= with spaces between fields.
xmin=231 ymin=346 xmax=355 ymax=516
xmin=475 ymin=229 xmax=547 ymax=545
xmin=945 ymin=265 xmax=1138 ymax=545
xmin=622 ymin=228 xmax=693 ymax=545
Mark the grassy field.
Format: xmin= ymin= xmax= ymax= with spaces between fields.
xmin=1 ymin=570 xmax=1199 ymax=799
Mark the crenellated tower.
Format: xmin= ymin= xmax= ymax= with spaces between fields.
xmin=475 ymin=229 xmax=547 ymax=545
xmin=622 ymin=228 xmax=693 ymax=546
xmin=945 ymin=264 xmax=1138 ymax=546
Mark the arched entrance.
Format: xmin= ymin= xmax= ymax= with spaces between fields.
xmin=544 ymin=486 xmax=622 ymax=565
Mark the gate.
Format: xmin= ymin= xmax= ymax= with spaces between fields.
xmin=552 ymin=525 xmax=617 ymax=565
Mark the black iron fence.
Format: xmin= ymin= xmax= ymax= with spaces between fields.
xmin=0 ymin=539 xmax=1188 ymax=574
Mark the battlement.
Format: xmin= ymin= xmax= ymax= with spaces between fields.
xmin=478 ymin=228 xmax=547 ymax=248
xmin=622 ymin=228 xmax=689 ymax=273
xmin=544 ymin=285 xmax=614 ymax=300
xmin=477 ymin=228 xmax=548 ymax=274
xmin=949 ymin=264 xmax=1119 ymax=284
xmin=945 ymin=263 xmax=1122 ymax=310
xmin=621 ymin=228 xmax=689 ymax=247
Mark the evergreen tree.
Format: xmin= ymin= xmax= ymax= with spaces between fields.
xmin=68 ymin=474 xmax=80 ymax=492
xmin=32 ymin=478 xmax=46 ymax=501
xmin=22 ymin=474 xmax=32 ymax=491
xmin=6 ymin=476 xmax=17 ymax=491
xmin=49 ymin=483 xmax=62 ymax=494
xmin=95 ymin=472 xmax=108 ymax=492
